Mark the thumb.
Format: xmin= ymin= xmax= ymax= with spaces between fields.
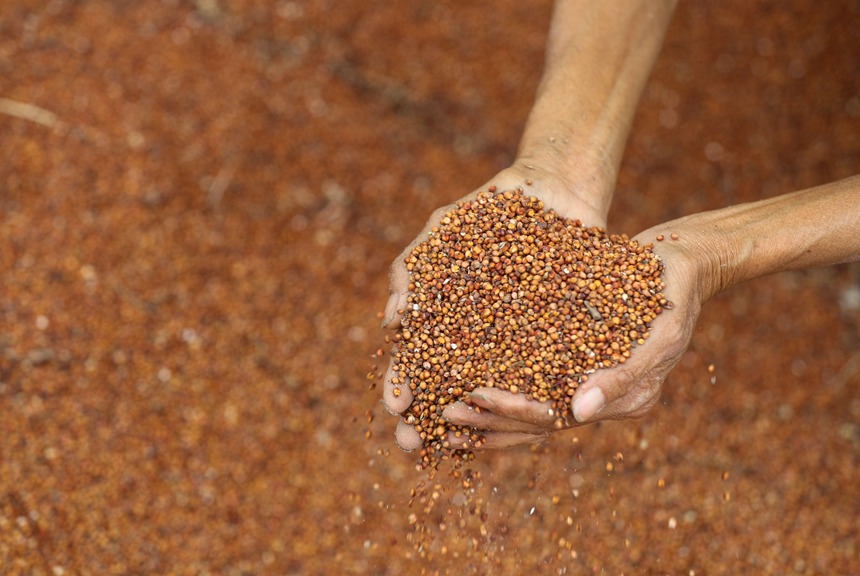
xmin=569 ymin=315 xmax=686 ymax=423
xmin=571 ymin=381 xmax=607 ymax=423
xmin=570 ymin=364 xmax=662 ymax=424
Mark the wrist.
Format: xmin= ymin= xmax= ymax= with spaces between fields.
xmin=507 ymin=146 xmax=616 ymax=228
xmin=644 ymin=176 xmax=860 ymax=304
xmin=511 ymin=0 xmax=678 ymax=225
xmin=484 ymin=161 xmax=610 ymax=229
xmin=641 ymin=216 xmax=735 ymax=306
xmin=512 ymin=142 xmax=617 ymax=221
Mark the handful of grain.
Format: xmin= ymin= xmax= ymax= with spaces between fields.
xmin=391 ymin=188 xmax=667 ymax=469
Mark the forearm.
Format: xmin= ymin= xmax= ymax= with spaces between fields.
xmin=660 ymin=175 xmax=860 ymax=302
xmin=516 ymin=0 xmax=678 ymax=218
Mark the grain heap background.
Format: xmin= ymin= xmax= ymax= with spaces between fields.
xmin=1 ymin=1 xmax=859 ymax=574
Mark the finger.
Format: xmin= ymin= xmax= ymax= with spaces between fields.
xmin=466 ymin=388 xmax=558 ymax=426
xmin=383 ymin=204 xmax=455 ymax=329
xmin=443 ymin=429 xmax=545 ymax=450
xmin=395 ymin=420 xmax=422 ymax=452
xmin=571 ymin=352 xmax=655 ymax=423
xmin=445 ymin=429 xmax=474 ymax=450
xmin=381 ymin=238 xmax=414 ymax=330
xmin=382 ymin=353 xmax=413 ymax=415
xmin=571 ymin=311 xmax=686 ymax=423
xmin=441 ymin=402 xmax=550 ymax=434
xmin=475 ymin=431 xmax=547 ymax=450
xmin=571 ymin=384 xmax=607 ymax=423
xmin=573 ymin=369 xmax=662 ymax=423
xmin=381 ymin=274 xmax=411 ymax=330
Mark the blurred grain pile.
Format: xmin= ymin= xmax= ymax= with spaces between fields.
xmin=0 ymin=0 xmax=858 ymax=574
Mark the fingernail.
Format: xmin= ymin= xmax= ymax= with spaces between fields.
xmin=573 ymin=387 xmax=605 ymax=423
xmin=381 ymin=293 xmax=398 ymax=328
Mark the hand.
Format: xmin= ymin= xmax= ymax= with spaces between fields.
xmin=440 ymin=229 xmax=707 ymax=448
xmin=381 ymin=163 xmax=610 ymax=451
xmin=378 ymin=0 xmax=681 ymax=452
xmin=437 ymin=172 xmax=860 ymax=449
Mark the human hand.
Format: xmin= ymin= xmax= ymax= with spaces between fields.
xmin=439 ymin=229 xmax=707 ymax=449
xmin=379 ymin=0 xmax=682 ymax=453
xmin=438 ymin=171 xmax=860 ymax=449
xmin=381 ymin=163 xmax=611 ymax=451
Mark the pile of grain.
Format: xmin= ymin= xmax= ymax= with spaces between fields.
xmin=391 ymin=188 xmax=668 ymax=469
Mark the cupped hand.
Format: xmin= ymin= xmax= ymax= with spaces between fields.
xmin=440 ymin=223 xmax=711 ymax=449
xmin=381 ymin=163 xmax=609 ymax=451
